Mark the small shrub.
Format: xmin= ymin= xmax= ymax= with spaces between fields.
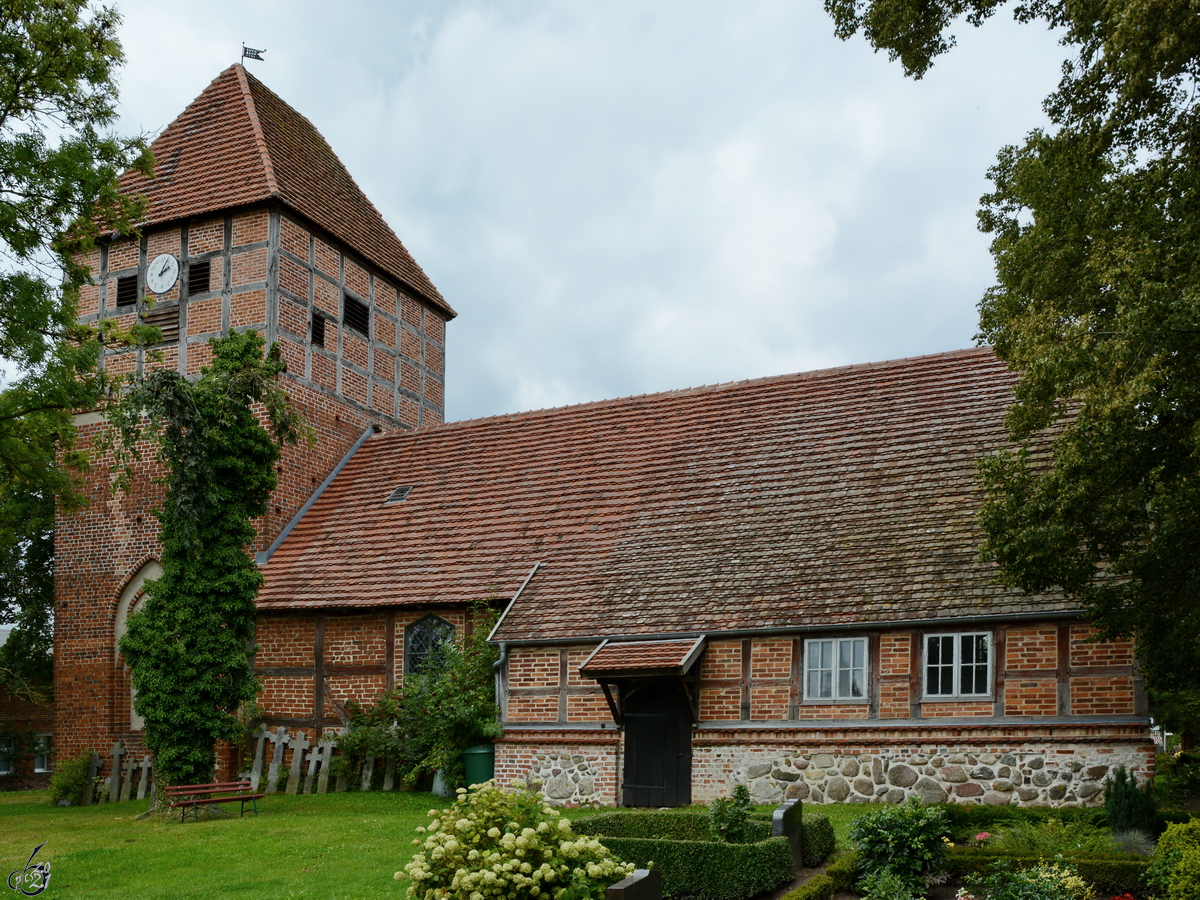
xmin=709 ymin=785 xmax=756 ymax=844
xmin=1144 ymin=818 xmax=1200 ymax=900
xmin=48 ymin=751 xmax=91 ymax=806
xmin=802 ymin=814 xmax=835 ymax=866
xmin=991 ymin=817 xmax=1116 ymax=856
xmin=1105 ymin=765 xmax=1162 ymax=835
xmin=859 ymin=869 xmax=921 ymax=900
xmin=848 ymin=798 xmax=949 ymax=896
xmin=962 ymin=858 xmax=1093 ymax=900
xmin=398 ymin=780 xmax=634 ymax=900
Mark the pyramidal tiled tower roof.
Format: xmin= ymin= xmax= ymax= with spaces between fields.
xmin=119 ymin=64 xmax=452 ymax=316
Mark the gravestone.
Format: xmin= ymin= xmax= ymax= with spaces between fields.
xmin=287 ymin=731 xmax=310 ymax=795
xmin=360 ymin=756 xmax=375 ymax=792
xmin=250 ymin=724 xmax=269 ymax=791
xmin=316 ymin=741 xmax=335 ymax=794
xmin=137 ymin=756 xmax=153 ymax=800
xmin=265 ymin=726 xmax=287 ymax=795
xmin=107 ymin=741 xmax=124 ymax=803
xmin=82 ymin=752 xmax=101 ymax=805
xmin=119 ymin=754 xmax=136 ymax=802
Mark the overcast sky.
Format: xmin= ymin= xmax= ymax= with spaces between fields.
xmin=113 ymin=0 xmax=1067 ymax=422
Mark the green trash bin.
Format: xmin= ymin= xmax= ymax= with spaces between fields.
xmin=463 ymin=744 xmax=495 ymax=787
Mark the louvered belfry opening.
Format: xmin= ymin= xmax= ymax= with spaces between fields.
xmin=115 ymin=275 xmax=138 ymax=307
xmin=141 ymin=304 xmax=181 ymax=344
xmin=343 ymin=293 xmax=369 ymax=337
xmin=187 ymin=259 xmax=211 ymax=294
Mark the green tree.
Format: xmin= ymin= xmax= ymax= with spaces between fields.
xmin=0 ymin=0 xmax=152 ymax=695
xmin=825 ymin=0 xmax=1200 ymax=698
xmin=113 ymin=331 xmax=305 ymax=786
xmin=0 ymin=484 xmax=54 ymax=704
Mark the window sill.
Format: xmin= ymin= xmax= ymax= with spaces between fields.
xmin=922 ymin=695 xmax=994 ymax=703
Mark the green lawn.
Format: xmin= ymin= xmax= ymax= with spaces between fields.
xmin=0 ymin=789 xmax=450 ymax=900
xmin=0 ymin=790 xmax=869 ymax=899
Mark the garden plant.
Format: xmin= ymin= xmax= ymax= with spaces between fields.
xmin=848 ymin=797 xmax=950 ymax=899
xmin=398 ymin=780 xmax=634 ymax=900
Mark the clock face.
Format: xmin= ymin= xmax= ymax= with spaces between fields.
xmin=146 ymin=253 xmax=180 ymax=294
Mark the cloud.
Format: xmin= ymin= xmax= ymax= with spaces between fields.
xmin=114 ymin=0 xmax=1067 ymax=419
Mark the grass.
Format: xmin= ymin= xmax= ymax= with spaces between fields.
xmin=0 ymin=788 xmax=450 ymax=900
xmin=0 ymin=789 xmax=873 ymax=898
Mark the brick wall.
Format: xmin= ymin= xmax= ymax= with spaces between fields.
xmin=498 ymin=625 xmax=1142 ymax=732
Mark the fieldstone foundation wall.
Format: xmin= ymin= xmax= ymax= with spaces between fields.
xmin=696 ymin=741 xmax=1153 ymax=808
xmin=495 ymin=732 xmax=621 ymax=807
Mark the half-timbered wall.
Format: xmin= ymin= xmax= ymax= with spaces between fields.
xmin=496 ymin=622 xmax=1153 ymax=807
xmin=55 ymin=205 xmax=450 ymax=764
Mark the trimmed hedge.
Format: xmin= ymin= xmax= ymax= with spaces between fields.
xmin=574 ymin=810 xmax=769 ymax=843
xmin=779 ymin=874 xmax=833 ymax=900
xmin=801 ymin=814 xmax=835 ymax=866
xmin=575 ymin=810 xmax=791 ymax=900
xmin=594 ymin=835 xmax=794 ymax=900
xmin=826 ymin=850 xmax=860 ymax=892
xmin=942 ymin=846 xmax=1150 ymax=895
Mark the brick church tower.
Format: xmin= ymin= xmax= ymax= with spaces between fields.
xmin=54 ymin=65 xmax=454 ymax=763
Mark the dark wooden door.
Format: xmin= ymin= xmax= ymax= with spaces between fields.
xmin=622 ymin=684 xmax=692 ymax=807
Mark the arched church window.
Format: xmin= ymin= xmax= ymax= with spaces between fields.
xmin=404 ymin=614 xmax=455 ymax=675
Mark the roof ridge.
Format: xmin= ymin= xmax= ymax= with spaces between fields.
xmin=233 ymin=64 xmax=280 ymax=197
xmin=394 ymin=346 xmax=1003 ymax=437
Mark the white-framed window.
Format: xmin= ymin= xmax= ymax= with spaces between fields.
xmin=33 ymin=734 xmax=52 ymax=773
xmin=804 ymin=637 xmax=867 ymax=701
xmin=924 ymin=632 xmax=991 ymax=698
xmin=0 ymin=738 xmax=13 ymax=776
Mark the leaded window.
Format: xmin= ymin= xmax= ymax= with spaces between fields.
xmin=404 ymin=614 xmax=455 ymax=675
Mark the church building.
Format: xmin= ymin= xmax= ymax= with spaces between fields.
xmin=49 ymin=66 xmax=1153 ymax=807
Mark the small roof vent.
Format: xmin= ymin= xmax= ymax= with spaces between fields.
xmin=385 ymin=485 xmax=413 ymax=504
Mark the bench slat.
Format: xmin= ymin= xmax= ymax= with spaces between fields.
xmin=169 ymin=794 xmax=265 ymax=808
xmin=165 ymin=781 xmax=252 ymax=794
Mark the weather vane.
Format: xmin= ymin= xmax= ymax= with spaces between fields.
xmin=242 ymin=44 xmax=266 ymax=62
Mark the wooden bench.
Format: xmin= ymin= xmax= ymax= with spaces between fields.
xmin=165 ymin=781 xmax=264 ymax=823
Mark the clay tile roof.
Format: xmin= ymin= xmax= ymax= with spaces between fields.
xmin=579 ymin=638 xmax=705 ymax=677
xmin=257 ymin=347 xmax=1077 ymax=639
xmin=118 ymin=64 xmax=452 ymax=317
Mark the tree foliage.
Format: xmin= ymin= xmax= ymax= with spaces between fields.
xmin=0 ymin=483 xmax=54 ymax=703
xmin=826 ymin=0 xmax=1200 ymax=697
xmin=0 ymin=0 xmax=152 ymax=696
xmin=113 ymin=331 xmax=305 ymax=786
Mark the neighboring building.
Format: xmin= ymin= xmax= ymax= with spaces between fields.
xmin=0 ymin=627 xmax=54 ymax=787
xmin=49 ymin=65 xmax=1152 ymax=805
xmin=255 ymin=348 xmax=1152 ymax=807
xmin=54 ymin=65 xmax=453 ymax=765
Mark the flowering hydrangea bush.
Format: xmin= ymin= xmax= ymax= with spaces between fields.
xmin=398 ymin=780 xmax=636 ymax=900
